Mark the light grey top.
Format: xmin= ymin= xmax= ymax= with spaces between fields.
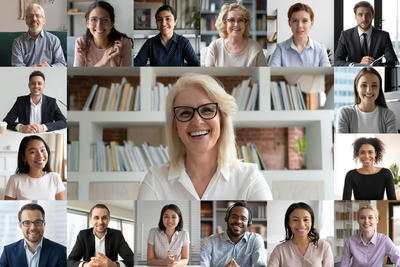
xmin=204 ymin=38 xmax=267 ymax=67
xmin=268 ymin=239 xmax=334 ymax=267
xmin=201 ymin=231 xmax=267 ymax=267
xmin=11 ymin=30 xmax=66 ymax=66
xmin=336 ymin=104 xmax=397 ymax=133
xmin=356 ymin=105 xmax=380 ymax=133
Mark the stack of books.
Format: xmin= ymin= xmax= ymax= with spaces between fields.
xmin=270 ymin=81 xmax=306 ymax=110
xmin=236 ymin=143 xmax=266 ymax=170
xmin=67 ymin=141 xmax=79 ymax=172
xmin=231 ymin=79 xmax=259 ymax=111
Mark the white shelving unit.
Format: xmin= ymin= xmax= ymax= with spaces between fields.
xmin=68 ymin=67 xmax=333 ymax=200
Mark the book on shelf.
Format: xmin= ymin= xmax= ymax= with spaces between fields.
xmin=67 ymin=141 xmax=79 ymax=172
xmin=81 ymin=77 xmax=140 ymax=111
xmin=151 ymin=82 xmax=172 ymax=111
xmin=257 ymin=205 xmax=267 ymax=219
xmin=256 ymin=0 xmax=267 ymax=10
xmin=236 ymin=143 xmax=266 ymax=170
xmin=201 ymin=223 xmax=212 ymax=238
xmin=249 ymin=223 xmax=267 ymax=238
xmin=90 ymin=140 xmax=169 ymax=172
xmin=231 ymin=79 xmax=259 ymax=111
xmin=201 ymin=202 xmax=213 ymax=218
xmin=270 ymin=81 xmax=306 ymax=111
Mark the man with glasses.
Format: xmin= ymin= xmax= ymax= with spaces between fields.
xmin=0 ymin=203 xmax=67 ymax=267
xmin=334 ymin=1 xmax=398 ymax=66
xmin=67 ymin=203 xmax=133 ymax=267
xmin=11 ymin=3 xmax=66 ymax=67
xmin=201 ymin=202 xmax=267 ymax=267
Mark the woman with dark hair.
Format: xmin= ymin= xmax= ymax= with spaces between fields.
xmin=4 ymin=135 xmax=65 ymax=200
xmin=342 ymin=137 xmax=396 ymax=200
xmin=74 ymin=1 xmax=133 ymax=66
xmin=270 ymin=3 xmax=330 ymax=66
xmin=134 ymin=5 xmax=199 ymax=66
xmin=268 ymin=202 xmax=333 ymax=267
xmin=147 ymin=204 xmax=189 ymax=265
xmin=337 ymin=67 xmax=397 ymax=133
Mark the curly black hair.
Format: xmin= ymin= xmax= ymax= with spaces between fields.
xmin=352 ymin=137 xmax=385 ymax=163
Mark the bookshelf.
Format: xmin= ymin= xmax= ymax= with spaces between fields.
xmin=200 ymin=201 xmax=268 ymax=248
xmin=67 ymin=66 xmax=333 ymax=200
xmin=334 ymin=201 xmax=372 ymax=263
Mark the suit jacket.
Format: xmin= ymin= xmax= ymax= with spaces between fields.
xmin=0 ymin=237 xmax=67 ymax=267
xmin=3 ymin=94 xmax=67 ymax=132
xmin=67 ymin=228 xmax=133 ymax=267
xmin=334 ymin=26 xmax=398 ymax=66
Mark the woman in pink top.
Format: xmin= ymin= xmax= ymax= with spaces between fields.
xmin=268 ymin=202 xmax=333 ymax=267
xmin=74 ymin=1 xmax=133 ymax=67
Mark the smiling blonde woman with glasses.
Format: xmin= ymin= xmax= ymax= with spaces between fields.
xmin=138 ymin=73 xmax=272 ymax=200
xmin=74 ymin=1 xmax=133 ymax=67
xmin=204 ymin=3 xmax=267 ymax=67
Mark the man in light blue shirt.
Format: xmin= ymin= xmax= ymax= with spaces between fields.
xmin=11 ymin=3 xmax=66 ymax=67
xmin=0 ymin=203 xmax=66 ymax=267
xmin=201 ymin=202 xmax=267 ymax=267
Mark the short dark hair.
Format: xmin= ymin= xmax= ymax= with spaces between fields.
xmin=353 ymin=137 xmax=385 ymax=163
xmin=284 ymin=202 xmax=319 ymax=245
xmin=18 ymin=203 xmax=45 ymax=222
xmin=288 ymin=2 xmax=314 ymax=21
xmin=16 ymin=135 xmax=52 ymax=174
xmin=158 ymin=204 xmax=183 ymax=232
xmin=224 ymin=201 xmax=253 ymax=226
xmin=89 ymin=204 xmax=110 ymax=218
xmin=353 ymin=1 xmax=374 ymax=15
xmin=29 ymin=71 xmax=45 ymax=82
xmin=155 ymin=5 xmax=177 ymax=20
xmin=353 ymin=67 xmax=387 ymax=108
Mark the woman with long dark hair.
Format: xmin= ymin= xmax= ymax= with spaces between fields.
xmin=74 ymin=1 xmax=133 ymax=66
xmin=268 ymin=202 xmax=333 ymax=267
xmin=336 ymin=67 xmax=397 ymax=133
xmin=147 ymin=204 xmax=189 ymax=265
xmin=4 ymin=135 xmax=65 ymax=200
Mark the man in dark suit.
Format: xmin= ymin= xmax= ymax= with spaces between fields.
xmin=0 ymin=203 xmax=67 ymax=267
xmin=3 ymin=70 xmax=66 ymax=133
xmin=68 ymin=204 xmax=133 ymax=267
xmin=334 ymin=1 xmax=398 ymax=66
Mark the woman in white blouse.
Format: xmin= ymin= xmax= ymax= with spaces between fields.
xmin=4 ymin=135 xmax=65 ymax=200
xmin=147 ymin=204 xmax=190 ymax=265
xmin=137 ymin=73 xmax=272 ymax=200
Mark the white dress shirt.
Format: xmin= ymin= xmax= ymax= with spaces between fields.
xmin=148 ymin=228 xmax=190 ymax=260
xmin=357 ymin=26 xmax=372 ymax=53
xmin=24 ymin=238 xmax=43 ymax=267
xmin=138 ymin=160 xmax=273 ymax=200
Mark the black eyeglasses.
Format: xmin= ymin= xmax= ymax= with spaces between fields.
xmin=173 ymin=103 xmax=218 ymax=122
xmin=230 ymin=214 xmax=248 ymax=222
xmin=21 ymin=219 xmax=45 ymax=227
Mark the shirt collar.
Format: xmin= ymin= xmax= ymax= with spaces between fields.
xmin=223 ymin=231 xmax=249 ymax=243
xmin=24 ymin=237 xmax=44 ymax=252
xmin=288 ymin=36 xmax=314 ymax=51
xmin=27 ymin=29 xmax=44 ymax=40
xmin=358 ymin=231 xmax=377 ymax=245
xmin=92 ymin=229 xmax=107 ymax=241
xmin=357 ymin=26 xmax=372 ymax=37
xmin=167 ymin=161 xmax=230 ymax=182
xmin=30 ymin=95 xmax=43 ymax=106
xmin=158 ymin=32 xmax=178 ymax=44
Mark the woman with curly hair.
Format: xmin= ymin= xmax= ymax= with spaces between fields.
xmin=342 ymin=137 xmax=396 ymax=200
xmin=74 ymin=1 xmax=133 ymax=66
xmin=268 ymin=202 xmax=333 ymax=267
xmin=204 ymin=3 xmax=266 ymax=67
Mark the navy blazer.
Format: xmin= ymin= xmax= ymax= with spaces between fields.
xmin=0 ymin=237 xmax=67 ymax=267
xmin=3 ymin=94 xmax=67 ymax=132
xmin=67 ymin=228 xmax=133 ymax=267
xmin=334 ymin=26 xmax=398 ymax=66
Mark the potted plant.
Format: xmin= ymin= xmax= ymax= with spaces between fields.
xmin=390 ymin=164 xmax=400 ymax=188
xmin=290 ymin=136 xmax=306 ymax=169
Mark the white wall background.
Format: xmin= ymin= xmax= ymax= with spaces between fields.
xmin=0 ymin=67 xmax=67 ymax=122
xmin=0 ymin=0 xmax=67 ymax=31
xmin=268 ymin=0 xmax=334 ymax=51
xmin=267 ymin=200 xmax=334 ymax=255
xmin=68 ymin=0 xmax=133 ymax=37
xmin=334 ymin=134 xmax=400 ymax=199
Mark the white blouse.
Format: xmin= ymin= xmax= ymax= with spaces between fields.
xmin=148 ymin=228 xmax=190 ymax=260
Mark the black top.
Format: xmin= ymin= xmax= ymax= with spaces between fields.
xmin=342 ymin=168 xmax=396 ymax=200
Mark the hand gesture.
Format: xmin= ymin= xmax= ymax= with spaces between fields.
xmin=19 ymin=124 xmax=44 ymax=133
xmin=360 ymin=56 xmax=374 ymax=65
xmin=225 ymin=258 xmax=240 ymax=267
xmin=86 ymin=252 xmax=117 ymax=267
xmin=109 ymin=38 xmax=123 ymax=67
xmin=31 ymin=61 xmax=50 ymax=67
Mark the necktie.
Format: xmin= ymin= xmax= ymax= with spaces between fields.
xmin=361 ymin=33 xmax=368 ymax=57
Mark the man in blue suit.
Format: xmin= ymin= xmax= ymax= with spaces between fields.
xmin=3 ymin=70 xmax=66 ymax=133
xmin=0 ymin=203 xmax=66 ymax=267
